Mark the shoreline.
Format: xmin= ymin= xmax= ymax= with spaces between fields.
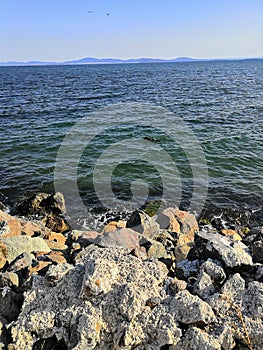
xmin=0 ymin=191 xmax=263 ymax=348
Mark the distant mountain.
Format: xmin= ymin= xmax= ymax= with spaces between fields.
xmin=0 ymin=56 xmax=262 ymax=66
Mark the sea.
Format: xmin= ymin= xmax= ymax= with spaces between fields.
xmin=0 ymin=60 xmax=262 ymax=229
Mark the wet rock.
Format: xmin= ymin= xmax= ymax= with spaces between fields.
xmin=2 ymin=236 xmax=50 ymax=263
xmin=94 ymin=228 xmax=141 ymax=250
xmin=43 ymin=215 xmax=68 ymax=233
xmin=173 ymin=326 xmax=221 ymax=350
xmin=15 ymin=192 xmax=66 ymax=217
xmin=126 ymin=210 xmax=160 ymax=239
xmin=170 ymin=290 xmax=216 ymax=325
xmin=194 ymin=230 xmax=253 ymax=268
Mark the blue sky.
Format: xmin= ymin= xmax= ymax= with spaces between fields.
xmin=0 ymin=0 xmax=262 ymax=61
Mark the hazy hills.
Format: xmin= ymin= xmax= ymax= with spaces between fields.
xmin=0 ymin=56 xmax=262 ymax=66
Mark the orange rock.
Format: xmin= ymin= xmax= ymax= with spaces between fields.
xmin=29 ymin=261 xmax=52 ymax=275
xmin=102 ymin=222 xmax=118 ymax=234
xmin=162 ymin=208 xmax=181 ymax=233
xmin=0 ymin=242 xmax=7 ymax=269
xmin=47 ymin=251 xmax=67 ymax=264
xmin=221 ymin=229 xmax=242 ymax=241
xmin=0 ymin=255 xmax=6 ymax=269
xmin=20 ymin=221 xmax=44 ymax=237
xmin=45 ymin=240 xmax=68 ymax=251
xmin=44 ymin=231 xmax=67 ymax=244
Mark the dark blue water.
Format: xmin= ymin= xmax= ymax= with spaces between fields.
xmin=0 ymin=60 xmax=262 ymax=226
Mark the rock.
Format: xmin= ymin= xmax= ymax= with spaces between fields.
xmin=0 ymin=272 xmax=19 ymax=288
xmin=0 ymin=287 xmax=23 ymax=322
xmin=170 ymin=277 xmax=187 ymax=292
xmin=44 ymin=231 xmax=67 ymax=244
xmin=10 ymin=246 xmax=172 ymax=349
xmin=173 ymin=326 xmax=221 ymax=350
xmin=102 ymin=220 xmax=126 ymax=234
xmin=200 ymin=259 xmax=226 ymax=283
xmin=0 ymin=242 xmax=7 ymax=269
xmin=2 ymin=236 xmax=50 ymax=263
xmin=243 ymin=281 xmax=263 ymax=318
xmin=15 ymin=192 xmax=66 ymax=216
xmin=0 ymin=315 xmax=10 ymax=349
xmin=251 ymin=240 xmax=263 ymax=263
xmin=76 ymin=231 xmax=102 ymax=247
xmin=221 ymin=273 xmax=245 ymax=298
xmin=194 ymin=230 xmax=253 ymax=268
xmin=45 ymin=240 xmax=68 ymax=251
xmin=221 ymin=228 xmax=242 ymax=241
xmin=164 ymin=208 xmax=198 ymax=261
xmin=94 ymin=228 xmax=141 ymax=250
xmin=147 ymin=240 xmax=168 ymax=259
xmin=176 ymin=259 xmax=200 ymax=279
xmin=193 ymin=271 xmax=216 ymax=300
xmin=8 ymin=252 xmax=35 ymax=273
xmin=126 ymin=210 xmax=160 ymax=239
xmin=170 ymin=290 xmax=216 ymax=325
xmin=43 ymin=215 xmax=68 ymax=233
xmin=0 ymin=210 xmax=21 ymax=237
xmin=162 ymin=207 xmax=181 ymax=232
xmin=46 ymin=251 xmax=67 ymax=265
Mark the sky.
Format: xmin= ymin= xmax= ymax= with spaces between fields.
xmin=0 ymin=0 xmax=262 ymax=62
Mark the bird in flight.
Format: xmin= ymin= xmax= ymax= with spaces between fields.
xmin=88 ymin=11 xmax=94 ymax=14
xmin=106 ymin=13 xmax=110 ymax=16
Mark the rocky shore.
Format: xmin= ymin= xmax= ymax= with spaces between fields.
xmin=0 ymin=192 xmax=263 ymax=349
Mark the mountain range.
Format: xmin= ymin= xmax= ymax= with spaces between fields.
xmin=0 ymin=56 xmax=262 ymax=66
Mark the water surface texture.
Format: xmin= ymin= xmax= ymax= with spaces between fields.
xmin=0 ymin=61 xmax=262 ymax=224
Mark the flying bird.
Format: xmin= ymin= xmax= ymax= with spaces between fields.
xmin=88 ymin=11 xmax=94 ymax=14
xmin=106 ymin=13 xmax=110 ymax=16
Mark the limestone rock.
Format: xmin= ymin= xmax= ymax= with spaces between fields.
xmin=170 ymin=290 xmax=216 ymax=324
xmin=173 ymin=326 xmax=221 ymax=350
xmin=193 ymin=270 xmax=216 ymax=300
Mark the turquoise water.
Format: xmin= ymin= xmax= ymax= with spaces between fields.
xmin=0 ymin=60 xmax=262 ymax=226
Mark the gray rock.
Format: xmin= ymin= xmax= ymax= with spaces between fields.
xmin=2 ymin=236 xmax=50 ymax=263
xmin=172 ymin=326 xmax=221 ymax=350
xmin=200 ymin=259 xmax=226 ymax=283
xmin=243 ymin=281 xmax=263 ymax=318
xmin=221 ymin=273 xmax=245 ymax=299
xmin=195 ymin=230 xmax=253 ymax=267
xmin=193 ymin=271 xmax=216 ymax=300
xmin=176 ymin=259 xmax=200 ymax=279
xmin=170 ymin=290 xmax=216 ymax=324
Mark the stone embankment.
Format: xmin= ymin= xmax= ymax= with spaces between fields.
xmin=0 ymin=193 xmax=262 ymax=349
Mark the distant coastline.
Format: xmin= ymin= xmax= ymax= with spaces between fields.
xmin=0 ymin=56 xmax=262 ymax=67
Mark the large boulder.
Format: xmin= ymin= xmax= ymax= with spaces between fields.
xmin=15 ymin=192 xmax=66 ymax=217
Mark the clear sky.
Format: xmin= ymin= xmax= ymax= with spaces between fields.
xmin=0 ymin=0 xmax=262 ymax=62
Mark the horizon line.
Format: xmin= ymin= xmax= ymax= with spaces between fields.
xmin=0 ymin=55 xmax=262 ymax=67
